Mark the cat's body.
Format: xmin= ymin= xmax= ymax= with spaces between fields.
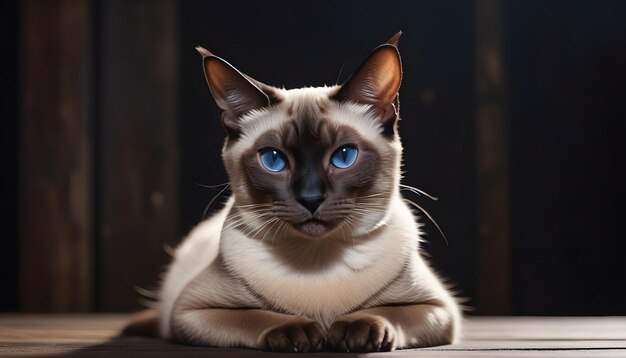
xmin=153 ymin=34 xmax=461 ymax=352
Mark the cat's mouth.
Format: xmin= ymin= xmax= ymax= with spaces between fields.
xmin=297 ymin=218 xmax=334 ymax=238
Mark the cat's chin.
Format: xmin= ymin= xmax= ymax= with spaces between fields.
xmin=296 ymin=219 xmax=335 ymax=239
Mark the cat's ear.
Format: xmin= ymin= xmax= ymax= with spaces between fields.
xmin=334 ymin=33 xmax=403 ymax=126
xmin=386 ymin=30 xmax=402 ymax=47
xmin=196 ymin=47 xmax=271 ymax=138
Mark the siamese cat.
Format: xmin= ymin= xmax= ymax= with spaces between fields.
xmin=130 ymin=32 xmax=461 ymax=352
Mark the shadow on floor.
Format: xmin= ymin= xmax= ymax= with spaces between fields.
xmin=56 ymin=336 xmax=364 ymax=357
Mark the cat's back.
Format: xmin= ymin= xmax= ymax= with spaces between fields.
xmin=158 ymin=197 xmax=233 ymax=337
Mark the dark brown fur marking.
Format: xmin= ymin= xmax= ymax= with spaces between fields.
xmin=240 ymin=109 xmax=382 ymax=236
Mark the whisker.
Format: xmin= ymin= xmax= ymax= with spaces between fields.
xmin=260 ymin=218 xmax=281 ymax=243
xmin=403 ymin=198 xmax=448 ymax=246
xmin=339 ymin=220 xmax=347 ymax=243
xmin=221 ymin=211 xmax=271 ymax=231
xmin=352 ymin=192 xmax=393 ymax=200
xmin=251 ymin=217 xmax=277 ymax=239
xmin=283 ymin=222 xmax=289 ymax=240
xmin=223 ymin=210 xmax=271 ymax=224
xmin=235 ymin=202 xmax=274 ymax=208
xmin=195 ymin=181 xmax=229 ymax=190
xmin=236 ymin=214 xmax=267 ymax=237
xmin=349 ymin=207 xmax=387 ymax=212
xmin=222 ymin=212 xmax=270 ymax=232
xmin=270 ymin=221 xmax=282 ymax=244
xmin=400 ymin=184 xmax=438 ymax=201
xmin=274 ymin=221 xmax=288 ymax=244
xmin=341 ymin=217 xmax=356 ymax=246
xmin=202 ymin=183 xmax=231 ymax=218
xmin=226 ymin=207 xmax=274 ymax=220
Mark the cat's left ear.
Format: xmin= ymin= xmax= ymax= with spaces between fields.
xmin=334 ymin=32 xmax=403 ymax=127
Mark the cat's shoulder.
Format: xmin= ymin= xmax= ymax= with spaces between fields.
xmin=175 ymin=198 xmax=233 ymax=259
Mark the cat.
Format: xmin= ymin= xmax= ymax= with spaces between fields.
xmin=132 ymin=32 xmax=461 ymax=353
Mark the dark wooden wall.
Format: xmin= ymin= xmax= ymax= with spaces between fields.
xmin=474 ymin=0 xmax=512 ymax=315
xmin=97 ymin=0 xmax=178 ymax=312
xmin=20 ymin=0 xmax=93 ymax=311
xmin=507 ymin=0 xmax=626 ymax=315
xmin=15 ymin=0 xmax=179 ymax=312
xmin=4 ymin=0 xmax=626 ymax=314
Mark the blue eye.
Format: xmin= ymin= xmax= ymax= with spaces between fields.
xmin=259 ymin=148 xmax=287 ymax=172
xmin=331 ymin=145 xmax=358 ymax=169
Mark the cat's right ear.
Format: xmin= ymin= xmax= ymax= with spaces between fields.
xmin=197 ymin=47 xmax=270 ymax=138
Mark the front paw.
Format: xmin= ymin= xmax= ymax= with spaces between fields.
xmin=327 ymin=315 xmax=397 ymax=352
xmin=259 ymin=317 xmax=325 ymax=352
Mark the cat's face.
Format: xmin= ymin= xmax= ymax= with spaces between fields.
xmin=225 ymin=89 xmax=402 ymax=239
xmin=199 ymin=34 xmax=403 ymax=240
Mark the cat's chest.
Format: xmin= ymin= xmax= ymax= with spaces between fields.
xmin=220 ymin=229 xmax=413 ymax=326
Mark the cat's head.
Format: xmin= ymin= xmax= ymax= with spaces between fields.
xmin=199 ymin=33 xmax=404 ymax=240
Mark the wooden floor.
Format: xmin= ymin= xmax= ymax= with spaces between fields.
xmin=0 ymin=315 xmax=625 ymax=357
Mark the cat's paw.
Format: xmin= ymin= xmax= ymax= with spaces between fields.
xmin=327 ymin=315 xmax=397 ymax=352
xmin=259 ymin=317 xmax=325 ymax=352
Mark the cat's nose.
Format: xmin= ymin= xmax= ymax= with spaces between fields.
xmin=294 ymin=169 xmax=326 ymax=213
xmin=296 ymin=194 xmax=325 ymax=214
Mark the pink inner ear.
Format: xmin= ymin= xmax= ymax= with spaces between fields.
xmin=377 ymin=58 xmax=402 ymax=100
xmin=340 ymin=45 xmax=402 ymax=108
xmin=203 ymin=57 xmax=269 ymax=117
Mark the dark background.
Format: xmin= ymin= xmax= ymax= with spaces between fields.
xmin=1 ymin=0 xmax=625 ymax=315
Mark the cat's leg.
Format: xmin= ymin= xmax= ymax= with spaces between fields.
xmin=327 ymin=302 xmax=458 ymax=352
xmin=170 ymin=308 xmax=326 ymax=352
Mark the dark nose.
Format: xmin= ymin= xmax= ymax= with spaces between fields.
xmin=293 ymin=162 xmax=326 ymax=214
xmin=297 ymin=194 xmax=325 ymax=214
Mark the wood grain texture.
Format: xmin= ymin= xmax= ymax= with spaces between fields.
xmin=474 ymin=0 xmax=512 ymax=315
xmin=1 ymin=315 xmax=625 ymax=357
xmin=20 ymin=0 xmax=93 ymax=312
xmin=97 ymin=0 xmax=178 ymax=311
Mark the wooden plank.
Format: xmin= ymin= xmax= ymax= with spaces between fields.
xmin=473 ymin=0 xmax=512 ymax=314
xmin=464 ymin=317 xmax=626 ymax=340
xmin=1 ymin=316 xmax=625 ymax=357
xmin=98 ymin=0 xmax=178 ymax=311
xmin=1 ymin=345 xmax=625 ymax=358
xmin=20 ymin=0 xmax=93 ymax=312
xmin=2 ymin=316 xmax=625 ymax=340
